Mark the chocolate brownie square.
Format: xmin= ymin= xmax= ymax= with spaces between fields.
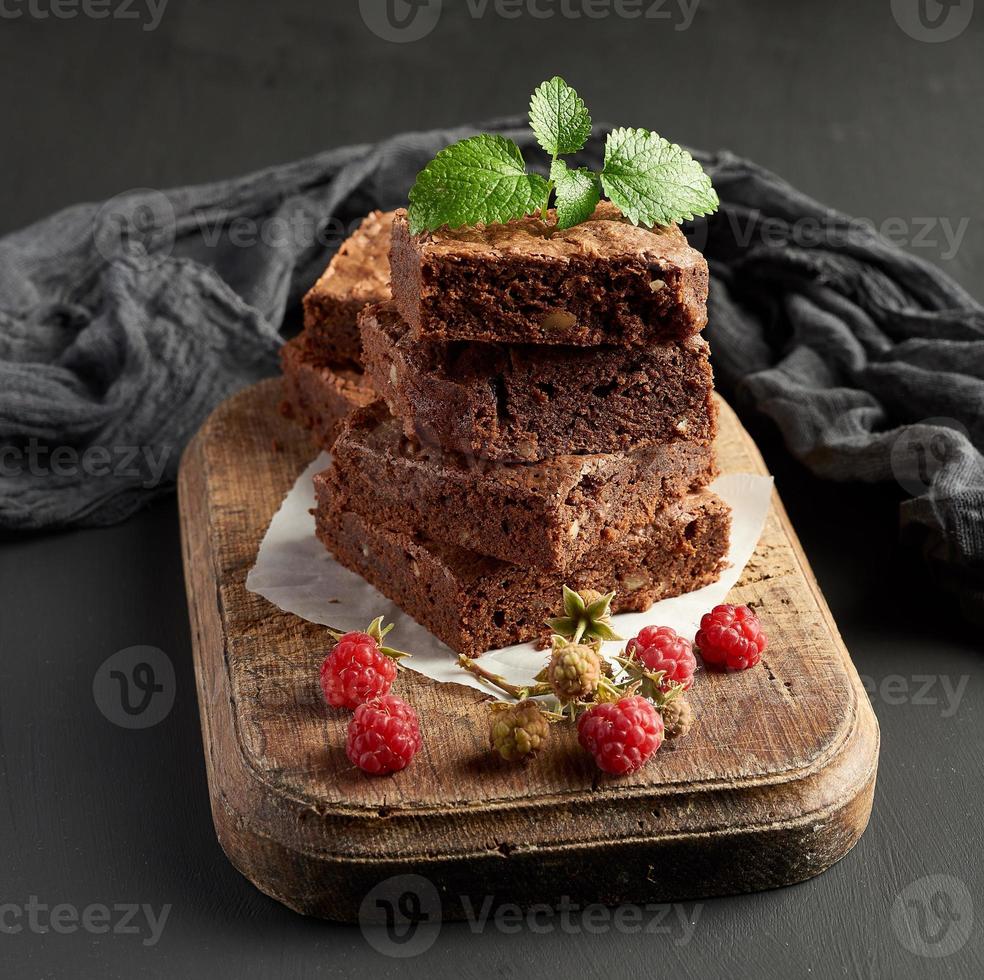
xmin=326 ymin=401 xmax=717 ymax=572
xmin=360 ymin=302 xmax=716 ymax=463
xmin=279 ymin=337 xmax=374 ymax=450
xmin=314 ymin=479 xmax=731 ymax=657
xmin=389 ymin=202 xmax=708 ymax=347
xmin=302 ymin=209 xmax=394 ymax=366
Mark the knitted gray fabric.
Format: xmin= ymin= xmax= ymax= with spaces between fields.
xmin=1 ymin=119 xmax=981 ymax=618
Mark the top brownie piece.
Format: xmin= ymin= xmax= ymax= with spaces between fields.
xmin=302 ymin=209 xmax=394 ymax=365
xmin=389 ymin=202 xmax=708 ymax=347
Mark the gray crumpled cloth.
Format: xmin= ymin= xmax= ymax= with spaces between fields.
xmin=1 ymin=119 xmax=982 ymax=619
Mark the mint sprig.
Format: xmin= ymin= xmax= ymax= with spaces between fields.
xmin=407 ymin=134 xmax=549 ymax=235
xmin=551 ymin=160 xmax=601 ymax=231
xmin=602 ymin=127 xmax=719 ymax=226
xmin=407 ymin=76 xmax=717 ymax=234
xmin=529 ymin=75 xmax=592 ymax=157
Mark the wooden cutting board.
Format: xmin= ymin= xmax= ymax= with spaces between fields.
xmin=178 ymin=378 xmax=878 ymax=922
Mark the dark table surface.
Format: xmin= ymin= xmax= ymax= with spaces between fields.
xmin=0 ymin=2 xmax=981 ymax=977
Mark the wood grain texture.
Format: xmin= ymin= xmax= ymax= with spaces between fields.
xmin=178 ymin=379 xmax=879 ymax=921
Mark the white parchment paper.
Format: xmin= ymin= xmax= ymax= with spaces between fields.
xmin=246 ymin=454 xmax=773 ymax=698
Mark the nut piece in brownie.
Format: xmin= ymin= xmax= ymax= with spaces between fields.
xmin=279 ymin=337 xmax=374 ymax=450
xmin=314 ymin=480 xmax=731 ymax=658
xmin=326 ymin=401 xmax=717 ymax=572
xmin=360 ymin=302 xmax=716 ymax=462
xmin=390 ymin=202 xmax=708 ymax=347
xmin=302 ymin=209 xmax=395 ymax=365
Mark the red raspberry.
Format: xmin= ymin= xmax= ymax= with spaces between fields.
xmin=320 ymin=631 xmax=397 ymax=709
xmin=346 ymin=695 xmax=421 ymax=775
xmin=695 ymin=604 xmax=768 ymax=671
xmin=577 ymin=695 xmax=664 ymax=775
xmin=626 ymin=625 xmax=697 ymax=690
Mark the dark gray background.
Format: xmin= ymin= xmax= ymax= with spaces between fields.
xmin=0 ymin=1 xmax=981 ymax=977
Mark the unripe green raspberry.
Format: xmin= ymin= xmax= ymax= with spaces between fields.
xmin=547 ymin=641 xmax=602 ymax=702
xmin=490 ymin=701 xmax=550 ymax=762
xmin=660 ymin=696 xmax=693 ymax=739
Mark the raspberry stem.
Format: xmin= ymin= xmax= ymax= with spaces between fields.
xmin=457 ymin=655 xmax=545 ymax=700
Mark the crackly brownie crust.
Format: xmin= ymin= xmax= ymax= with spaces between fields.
xmin=390 ymin=203 xmax=708 ymax=347
xmin=360 ymin=302 xmax=716 ymax=462
xmin=325 ymin=401 xmax=717 ymax=572
xmin=314 ymin=482 xmax=731 ymax=657
xmin=302 ymin=210 xmax=395 ymax=366
xmin=279 ymin=337 xmax=375 ymax=450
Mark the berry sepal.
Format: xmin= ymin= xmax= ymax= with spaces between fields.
xmin=329 ymin=616 xmax=410 ymax=663
xmin=614 ymin=651 xmax=671 ymax=699
xmin=547 ymin=585 xmax=622 ymax=644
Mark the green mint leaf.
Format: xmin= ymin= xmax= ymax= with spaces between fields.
xmin=407 ymin=135 xmax=550 ymax=234
xmin=601 ymin=127 xmax=719 ymax=227
xmin=550 ymin=160 xmax=601 ymax=230
xmin=529 ymin=76 xmax=592 ymax=158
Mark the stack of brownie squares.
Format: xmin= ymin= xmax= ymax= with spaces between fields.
xmin=286 ymin=203 xmax=731 ymax=658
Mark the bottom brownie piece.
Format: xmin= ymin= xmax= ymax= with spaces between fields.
xmin=279 ymin=336 xmax=374 ymax=450
xmin=314 ymin=482 xmax=731 ymax=657
xmin=326 ymin=401 xmax=717 ymax=573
